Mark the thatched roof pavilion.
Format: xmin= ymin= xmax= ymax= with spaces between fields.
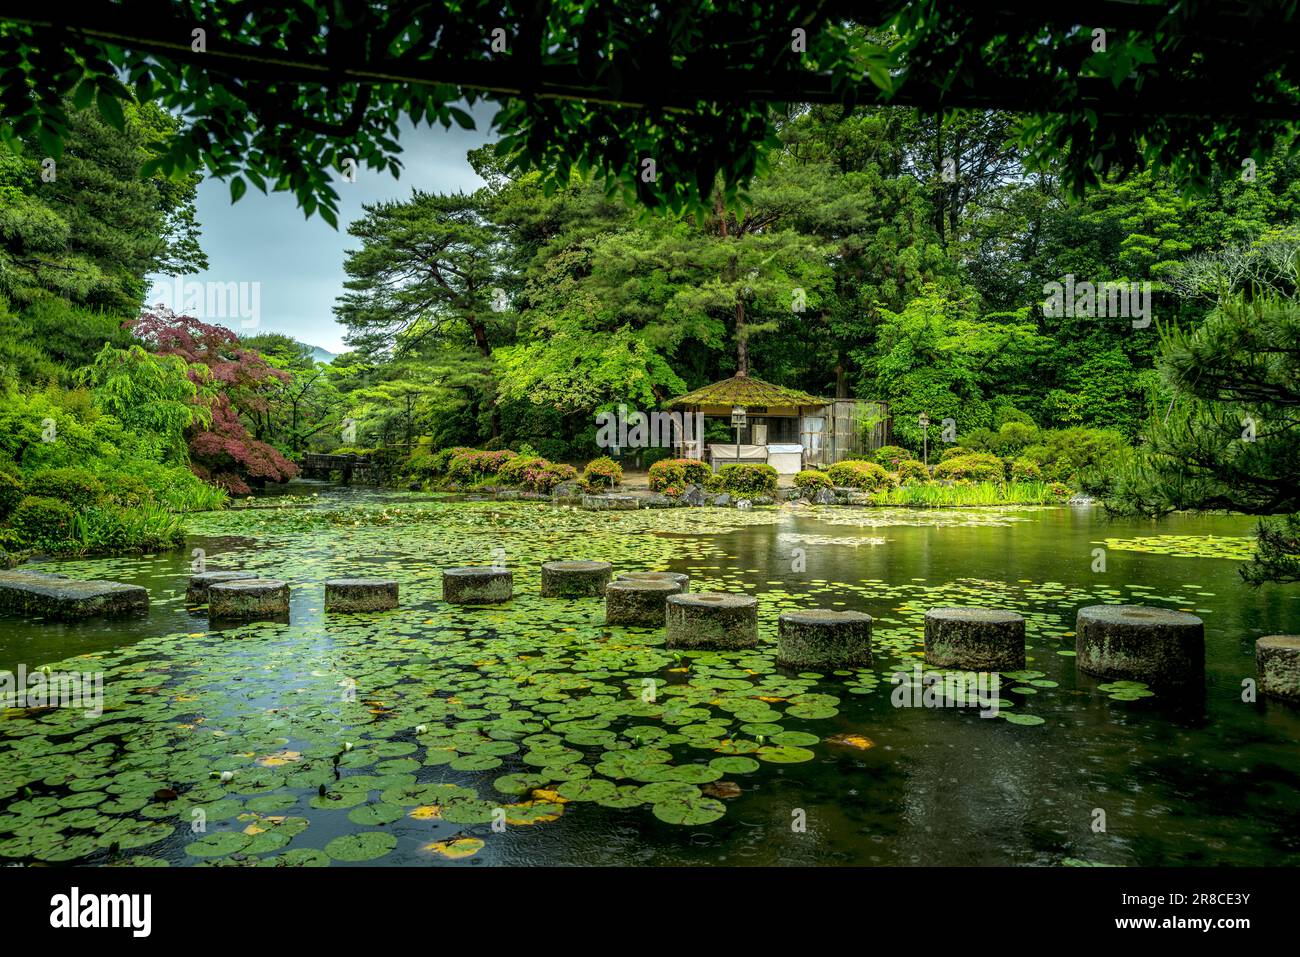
xmin=664 ymin=371 xmax=830 ymax=475
xmin=666 ymin=372 xmax=828 ymax=410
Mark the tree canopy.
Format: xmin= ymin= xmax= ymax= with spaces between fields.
xmin=3 ymin=2 xmax=1299 ymax=223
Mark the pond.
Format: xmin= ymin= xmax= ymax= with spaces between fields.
xmin=1 ymin=485 xmax=1297 ymax=866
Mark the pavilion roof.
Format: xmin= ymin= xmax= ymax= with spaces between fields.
xmin=665 ymin=372 xmax=827 ymax=408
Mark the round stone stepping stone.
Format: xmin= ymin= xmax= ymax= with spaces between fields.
xmin=616 ymin=571 xmax=690 ymax=593
xmin=1255 ymin=635 xmax=1300 ymax=702
xmin=442 ymin=567 xmax=512 ymax=604
xmin=208 ymin=578 xmax=290 ymax=620
xmin=924 ymin=607 xmax=1025 ymax=671
xmin=666 ymin=592 xmax=759 ymax=650
xmin=1075 ymin=604 xmax=1204 ymax=686
xmin=325 ymin=578 xmax=399 ymax=612
xmin=778 ymin=609 xmax=873 ymax=668
xmin=605 ymin=579 xmax=682 ymax=627
xmin=186 ymin=571 xmax=252 ymax=604
xmin=0 ymin=570 xmax=148 ymax=620
xmin=541 ymin=561 xmax=612 ymax=598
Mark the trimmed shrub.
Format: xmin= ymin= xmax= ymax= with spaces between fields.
xmin=582 ymin=456 xmax=623 ymax=489
xmin=715 ymin=463 xmax=778 ymax=495
xmin=0 ymin=467 xmax=22 ymax=519
xmin=446 ymin=449 xmax=516 ymax=483
xmin=420 ymin=446 xmax=472 ymax=478
xmin=499 ymin=454 xmax=547 ymax=486
xmin=98 ymin=471 xmax=155 ymax=508
xmin=9 ymin=496 xmax=76 ymax=548
xmin=794 ymin=469 xmax=832 ymax=494
xmin=23 ymin=467 xmax=105 ymax=508
xmin=895 ymin=459 xmax=929 ymax=485
xmin=648 ymin=458 xmax=711 ymax=492
xmin=873 ymin=445 xmax=912 ymax=468
xmin=826 ymin=460 xmax=897 ymax=491
xmin=960 ymin=420 xmax=1040 ymax=455
xmin=1010 ymin=457 xmax=1043 ymax=481
xmin=932 ymin=452 xmax=1006 ymax=483
xmin=938 ymin=445 xmax=971 ymax=463
xmin=521 ymin=460 xmax=578 ymax=493
xmin=1017 ymin=427 xmax=1129 ymax=484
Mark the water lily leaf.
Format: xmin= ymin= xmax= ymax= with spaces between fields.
xmin=652 ymin=795 xmax=726 ymax=825
xmin=185 ymin=831 xmax=251 ymax=858
xmin=422 ymin=837 xmax=484 ymax=859
xmin=325 ymin=831 xmax=397 ymax=862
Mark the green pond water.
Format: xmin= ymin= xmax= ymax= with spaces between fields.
xmin=1 ymin=484 xmax=1298 ymax=867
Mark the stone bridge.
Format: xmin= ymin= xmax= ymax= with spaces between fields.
xmin=299 ymin=453 xmax=387 ymax=485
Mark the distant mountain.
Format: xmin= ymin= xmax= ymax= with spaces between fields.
xmin=308 ymin=344 xmax=337 ymax=364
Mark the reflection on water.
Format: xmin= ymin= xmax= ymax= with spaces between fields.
xmin=1 ymin=486 xmax=1297 ymax=866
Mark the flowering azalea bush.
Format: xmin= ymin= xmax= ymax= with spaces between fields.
xmin=715 ymin=463 xmax=778 ymax=495
xmin=932 ymin=452 xmax=1005 ymax=483
xmin=895 ymin=459 xmax=929 ymax=485
xmin=826 ymin=460 xmax=896 ymax=491
xmin=582 ymin=456 xmax=623 ymax=489
xmin=522 ymin=461 xmax=578 ymax=492
xmin=794 ymin=469 xmax=831 ymax=493
xmin=873 ymin=445 xmax=912 ymax=468
xmin=446 ymin=449 xmax=516 ymax=483
xmin=648 ymin=458 xmax=711 ymax=491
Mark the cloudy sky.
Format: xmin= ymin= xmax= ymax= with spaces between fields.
xmin=148 ymin=103 xmax=497 ymax=355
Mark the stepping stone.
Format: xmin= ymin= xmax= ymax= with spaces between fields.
xmin=325 ymin=578 xmax=399 ymax=612
xmin=186 ymin=571 xmax=252 ymax=604
xmin=208 ymin=578 xmax=290 ymax=621
xmin=0 ymin=570 xmax=148 ymax=621
xmin=442 ymin=567 xmax=512 ymax=604
xmin=778 ymin=609 xmax=873 ymax=669
xmin=605 ymin=579 xmax=683 ymax=627
xmin=581 ymin=494 xmax=639 ymax=511
xmin=551 ymin=481 xmax=585 ymax=505
xmin=924 ymin=607 xmax=1025 ymax=671
xmin=541 ymin=561 xmax=612 ymax=598
xmin=616 ymin=571 xmax=690 ymax=593
xmin=1075 ymin=604 xmax=1204 ymax=687
xmin=666 ymin=592 xmax=758 ymax=650
xmin=1255 ymin=635 xmax=1300 ymax=702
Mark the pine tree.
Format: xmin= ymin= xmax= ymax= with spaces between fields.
xmin=1110 ymin=292 xmax=1300 ymax=584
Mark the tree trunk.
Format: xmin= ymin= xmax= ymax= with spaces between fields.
xmin=735 ymin=296 xmax=749 ymax=375
xmin=468 ymin=313 xmax=491 ymax=358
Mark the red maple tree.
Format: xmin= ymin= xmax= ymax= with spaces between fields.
xmin=131 ymin=309 xmax=299 ymax=493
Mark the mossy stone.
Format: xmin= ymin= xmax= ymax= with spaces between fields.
xmin=540 ymin=561 xmax=612 ymax=598
xmin=1255 ymin=635 xmax=1300 ymax=703
xmin=666 ymin=593 xmax=758 ymax=650
xmin=442 ymin=567 xmax=512 ymax=604
xmin=924 ymin=607 xmax=1025 ymax=671
xmin=325 ymin=578 xmax=399 ymax=612
xmin=616 ymin=571 xmax=690 ymax=593
xmin=605 ymin=579 xmax=681 ymax=627
xmin=1075 ymin=604 xmax=1203 ymax=687
xmin=778 ymin=609 xmax=872 ymax=668
xmin=186 ymin=571 xmax=252 ymax=604
xmin=208 ymin=578 xmax=290 ymax=621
